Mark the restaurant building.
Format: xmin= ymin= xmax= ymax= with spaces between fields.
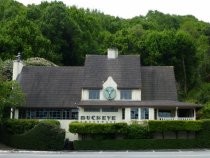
xmin=12 ymin=49 xmax=201 ymax=140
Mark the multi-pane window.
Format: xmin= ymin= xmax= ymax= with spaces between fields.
xmin=131 ymin=108 xmax=139 ymax=119
xmin=102 ymin=107 xmax=118 ymax=112
xmin=158 ymin=110 xmax=172 ymax=117
xmin=89 ymin=90 xmax=100 ymax=100
xmin=84 ymin=107 xmax=100 ymax=112
xmin=120 ymin=90 xmax=132 ymax=100
xmin=19 ymin=108 xmax=78 ymax=120
xmin=141 ymin=108 xmax=149 ymax=119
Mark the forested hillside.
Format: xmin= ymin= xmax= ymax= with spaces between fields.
xmin=0 ymin=0 xmax=210 ymax=117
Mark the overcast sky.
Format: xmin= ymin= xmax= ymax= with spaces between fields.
xmin=16 ymin=0 xmax=210 ymax=23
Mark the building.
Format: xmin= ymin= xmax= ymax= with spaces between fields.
xmin=12 ymin=49 xmax=201 ymax=140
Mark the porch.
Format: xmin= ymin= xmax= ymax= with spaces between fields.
xmin=155 ymin=108 xmax=196 ymax=121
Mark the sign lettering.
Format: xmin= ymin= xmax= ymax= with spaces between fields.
xmin=80 ymin=115 xmax=116 ymax=121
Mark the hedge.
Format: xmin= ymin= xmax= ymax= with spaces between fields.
xmin=148 ymin=120 xmax=203 ymax=132
xmin=74 ymin=139 xmax=204 ymax=150
xmin=3 ymin=119 xmax=39 ymax=134
xmin=8 ymin=122 xmax=65 ymax=150
xmin=39 ymin=119 xmax=60 ymax=127
xmin=69 ymin=122 xmax=128 ymax=134
xmin=125 ymin=124 xmax=151 ymax=139
xmin=73 ymin=120 xmax=210 ymax=150
xmin=1 ymin=119 xmax=65 ymax=150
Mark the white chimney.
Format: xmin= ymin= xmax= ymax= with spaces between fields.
xmin=12 ymin=53 xmax=24 ymax=80
xmin=107 ymin=48 xmax=118 ymax=59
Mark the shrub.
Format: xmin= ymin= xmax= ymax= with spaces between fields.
xmin=69 ymin=122 xmax=128 ymax=134
xmin=40 ymin=119 xmax=60 ymax=127
xmin=1 ymin=119 xmax=65 ymax=150
xmin=198 ymin=119 xmax=210 ymax=147
xmin=72 ymin=120 xmax=210 ymax=150
xmin=74 ymin=139 xmax=203 ymax=150
xmin=3 ymin=119 xmax=39 ymax=134
xmin=9 ymin=123 xmax=65 ymax=150
xmin=125 ymin=124 xmax=151 ymax=139
xmin=199 ymin=102 xmax=210 ymax=119
xmin=148 ymin=120 xmax=202 ymax=132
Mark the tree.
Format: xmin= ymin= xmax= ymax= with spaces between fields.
xmin=0 ymin=60 xmax=25 ymax=120
xmin=174 ymin=31 xmax=197 ymax=95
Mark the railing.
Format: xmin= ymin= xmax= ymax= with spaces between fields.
xmin=177 ymin=117 xmax=195 ymax=120
xmin=158 ymin=117 xmax=195 ymax=120
xmin=159 ymin=117 xmax=175 ymax=120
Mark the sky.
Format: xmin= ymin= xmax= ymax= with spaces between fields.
xmin=16 ymin=0 xmax=210 ymax=23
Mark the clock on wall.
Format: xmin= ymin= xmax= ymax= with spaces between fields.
xmin=103 ymin=87 xmax=116 ymax=100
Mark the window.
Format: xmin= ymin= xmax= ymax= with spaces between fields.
xmin=19 ymin=108 xmax=78 ymax=120
xmin=102 ymin=107 xmax=118 ymax=112
xmin=131 ymin=108 xmax=138 ymax=119
xmin=84 ymin=107 xmax=100 ymax=112
xmin=89 ymin=90 xmax=100 ymax=100
xmin=158 ymin=110 xmax=172 ymax=117
xmin=120 ymin=90 xmax=132 ymax=100
xmin=141 ymin=108 xmax=149 ymax=119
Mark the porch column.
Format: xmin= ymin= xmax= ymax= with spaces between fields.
xmin=149 ymin=108 xmax=155 ymax=120
xmin=156 ymin=109 xmax=159 ymax=120
xmin=14 ymin=109 xmax=19 ymax=119
xmin=193 ymin=108 xmax=196 ymax=120
xmin=124 ymin=108 xmax=131 ymax=122
xmin=175 ymin=107 xmax=178 ymax=120
xmin=10 ymin=108 xmax=14 ymax=119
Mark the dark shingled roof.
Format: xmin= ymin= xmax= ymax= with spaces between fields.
xmin=17 ymin=55 xmax=199 ymax=108
xmin=18 ymin=66 xmax=83 ymax=108
xmin=83 ymin=55 xmax=141 ymax=89
xmin=141 ymin=66 xmax=177 ymax=101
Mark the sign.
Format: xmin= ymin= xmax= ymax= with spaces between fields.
xmin=80 ymin=115 xmax=116 ymax=121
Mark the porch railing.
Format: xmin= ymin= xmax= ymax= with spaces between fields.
xmin=158 ymin=117 xmax=195 ymax=120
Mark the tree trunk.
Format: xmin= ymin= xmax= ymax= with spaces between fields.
xmin=182 ymin=56 xmax=187 ymax=95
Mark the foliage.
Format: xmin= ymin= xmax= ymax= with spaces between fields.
xmin=24 ymin=57 xmax=57 ymax=66
xmin=1 ymin=119 xmax=65 ymax=150
xmin=2 ymin=119 xmax=39 ymax=134
xmin=74 ymin=120 xmax=210 ymax=150
xmin=0 ymin=80 xmax=25 ymax=120
xmin=69 ymin=121 xmax=204 ymax=140
xmin=199 ymin=103 xmax=210 ymax=119
xmin=125 ymin=123 xmax=151 ymax=139
xmin=74 ymin=139 xmax=204 ymax=150
xmin=0 ymin=0 xmax=210 ymax=107
xmin=148 ymin=120 xmax=202 ymax=132
xmin=9 ymin=122 xmax=64 ymax=150
xmin=40 ymin=119 xmax=60 ymax=127
xmin=69 ymin=122 xmax=127 ymax=134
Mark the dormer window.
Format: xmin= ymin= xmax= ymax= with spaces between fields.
xmin=120 ymin=90 xmax=132 ymax=100
xmin=89 ymin=89 xmax=100 ymax=100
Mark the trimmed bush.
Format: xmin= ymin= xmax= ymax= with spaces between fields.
xmin=74 ymin=139 xmax=204 ymax=150
xmin=40 ymin=119 xmax=60 ymax=127
xmin=148 ymin=120 xmax=202 ymax=132
xmin=197 ymin=119 xmax=210 ymax=146
xmin=1 ymin=119 xmax=64 ymax=150
xmin=3 ymin=119 xmax=39 ymax=134
xmin=72 ymin=120 xmax=210 ymax=150
xmin=125 ymin=124 xmax=151 ymax=139
xmin=69 ymin=122 xmax=128 ymax=134
xmin=8 ymin=122 xmax=65 ymax=150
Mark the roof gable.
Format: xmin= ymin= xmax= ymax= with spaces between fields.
xmin=83 ymin=55 xmax=141 ymax=89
